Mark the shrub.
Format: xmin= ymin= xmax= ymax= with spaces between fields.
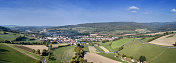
xmin=139 ymin=56 xmax=146 ymax=63
xmin=32 ymin=49 xmax=35 ymax=53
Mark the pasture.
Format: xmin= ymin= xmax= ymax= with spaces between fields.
xmin=119 ymin=40 xmax=176 ymax=63
xmin=0 ymin=43 xmax=36 ymax=63
xmin=48 ymin=46 xmax=75 ymax=63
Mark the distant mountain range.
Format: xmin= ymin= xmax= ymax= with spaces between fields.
xmin=48 ymin=22 xmax=176 ymax=33
xmin=1 ymin=22 xmax=176 ymax=34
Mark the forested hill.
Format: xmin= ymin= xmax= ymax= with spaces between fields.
xmin=0 ymin=26 xmax=11 ymax=31
xmin=48 ymin=22 xmax=176 ymax=33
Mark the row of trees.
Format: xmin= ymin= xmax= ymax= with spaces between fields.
xmin=71 ymin=44 xmax=90 ymax=63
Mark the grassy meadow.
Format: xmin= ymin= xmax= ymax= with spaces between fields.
xmin=48 ymin=46 xmax=75 ymax=63
xmin=0 ymin=43 xmax=36 ymax=63
xmin=118 ymin=40 xmax=176 ymax=63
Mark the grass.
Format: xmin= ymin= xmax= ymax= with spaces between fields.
xmin=141 ymin=37 xmax=154 ymax=42
xmin=0 ymin=32 xmax=21 ymax=41
xmin=98 ymin=42 xmax=112 ymax=51
xmin=83 ymin=45 xmax=89 ymax=52
xmin=0 ymin=43 xmax=36 ymax=63
xmin=4 ymin=44 xmax=42 ymax=60
xmin=98 ymin=38 xmax=134 ymax=52
xmin=48 ymin=46 xmax=75 ymax=63
xmin=166 ymin=34 xmax=174 ymax=38
xmin=111 ymin=38 xmax=134 ymax=50
xmin=119 ymin=40 xmax=176 ymax=63
xmin=97 ymin=53 xmax=123 ymax=62
xmin=95 ymin=46 xmax=105 ymax=52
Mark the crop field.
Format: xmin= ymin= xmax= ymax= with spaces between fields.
xmin=150 ymin=34 xmax=176 ymax=46
xmin=48 ymin=46 xmax=75 ymax=63
xmin=119 ymin=40 xmax=176 ymax=63
xmin=19 ymin=45 xmax=48 ymax=53
xmin=0 ymin=43 xmax=36 ymax=63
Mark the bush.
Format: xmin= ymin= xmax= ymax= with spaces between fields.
xmin=139 ymin=56 xmax=146 ymax=63
xmin=32 ymin=49 xmax=35 ymax=53
xmin=36 ymin=49 xmax=41 ymax=55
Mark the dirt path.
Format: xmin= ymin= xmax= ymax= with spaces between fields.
xmin=88 ymin=46 xmax=97 ymax=53
xmin=99 ymin=46 xmax=110 ymax=52
xmin=84 ymin=46 xmax=122 ymax=63
xmin=150 ymin=34 xmax=176 ymax=46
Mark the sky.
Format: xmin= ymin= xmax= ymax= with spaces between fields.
xmin=0 ymin=0 xmax=176 ymax=26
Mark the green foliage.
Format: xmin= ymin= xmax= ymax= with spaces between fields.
xmin=32 ymin=49 xmax=35 ymax=53
xmin=139 ymin=56 xmax=146 ymax=63
xmin=37 ymin=49 xmax=40 ymax=55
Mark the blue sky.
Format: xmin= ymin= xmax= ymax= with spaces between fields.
xmin=0 ymin=0 xmax=176 ymax=26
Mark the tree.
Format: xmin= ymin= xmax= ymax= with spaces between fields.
xmin=139 ymin=56 xmax=146 ymax=63
xmin=42 ymin=49 xmax=47 ymax=56
xmin=37 ymin=49 xmax=41 ymax=55
xmin=32 ymin=49 xmax=35 ymax=53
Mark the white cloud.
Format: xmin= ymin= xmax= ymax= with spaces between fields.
xmin=171 ymin=8 xmax=176 ymax=12
xmin=128 ymin=6 xmax=139 ymax=10
xmin=131 ymin=11 xmax=137 ymax=13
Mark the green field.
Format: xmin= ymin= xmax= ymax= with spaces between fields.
xmin=98 ymin=38 xmax=134 ymax=52
xmin=48 ymin=46 xmax=75 ymax=63
xmin=95 ymin=46 xmax=105 ymax=52
xmin=111 ymin=38 xmax=134 ymax=50
xmin=0 ymin=43 xmax=36 ymax=63
xmin=83 ymin=45 xmax=89 ymax=52
xmin=0 ymin=32 xmax=21 ymax=41
xmin=119 ymin=40 xmax=176 ymax=63
xmin=141 ymin=37 xmax=154 ymax=42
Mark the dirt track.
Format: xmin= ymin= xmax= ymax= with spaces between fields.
xmin=84 ymin=46 xmax=121 ymax=63
xmin=150 ymin=34 xmax=176 ymax=46
xmin=99 ymin=46 xmax=110 ymax=52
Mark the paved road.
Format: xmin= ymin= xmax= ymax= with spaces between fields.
xmin=42 ymin=56 xmax=46 ymax=63
xmin=84 ymin=46 xmax=122 ymax=63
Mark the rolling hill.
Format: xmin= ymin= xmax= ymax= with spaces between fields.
xmin=47 ymin=22 xmax=176 ymax=34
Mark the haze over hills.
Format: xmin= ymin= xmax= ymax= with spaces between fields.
xmin=48 ymin=22 xmax=176 ymax=33
xmin=1 ymin=22 xmax=176 ymax=34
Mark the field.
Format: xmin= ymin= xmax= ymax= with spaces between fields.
xmin=0 ymin=31 xmax=20 ymax=41
xmin=97 ymin=53 xmax=123 ymax=62
xmin=111 ymin=38 xmax=134 ymax=50
xmin=0 ymin=43 xmax=36 ymax=63
xmin=52 ymin=43 xmax=69 ymax=48
xmin=94 ymin=46 xmax=105 ymax=52
xmin=98 ymin=38 xmax=134 ymax=52
xmin=141 ymin=37 xmax=154 ymax=42
xmin=119 ymin=40 xmax=176 ymax=63
xmin=48 ymin=46 xmax=75 ymax=63
xmin=150 ymin=34 xmax=176 ymax=46
xmin=19 ymin=45 xmax=48 ymax=53
xmin=83 ymin=45 xmax=89 ymax=52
